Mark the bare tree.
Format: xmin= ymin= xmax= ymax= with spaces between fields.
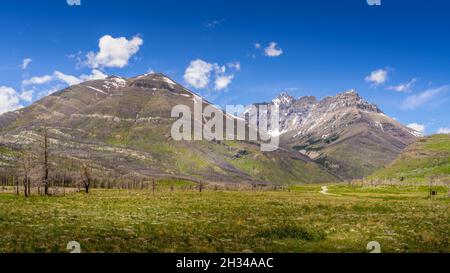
xmin=152 ymin=179 xmax=156 ymax=194
xmin=14 ymin=176 xmax=18 ymax=195
xmin=62 ymin=173 xmax=66 ymax=196
xmin=42 ymin=127 xmax=50 ymax=195
xmin=21 ymin=153 xmax=32 ymax=198
xmin=81 ymin=164 xmax=91 ymax=194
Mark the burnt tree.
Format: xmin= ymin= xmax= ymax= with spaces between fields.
xmin=42 ymin=127 xmax=50 ymax=195
xmin=81 ymin=165 xmax=92 ymax=194
xmin=21 ymin=153 xmax=32 ymax=198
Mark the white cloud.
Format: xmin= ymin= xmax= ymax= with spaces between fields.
xmin=215 ymin=75 xmax=234 ymax=90
xmin=22 ymin=58 xmax=32 ymax=70
xmin=19 ymin=90 xmax=34 ymax=102
xmin=387 ymin=78 xmax=417 ymax=93
xmin=255 ymin=43 xmax=261 ymax=49
xmin=227 ymin=62 xmax=241 ymax=71
xmin=437 ymin=127 xmax=450 ymax=134
xmin=365 ymin=68 xmax=388 ymax=86
xmin=22 ymin=75 xmax=53 ymax=86
xmin=184 ymin=59 xmax=214 ymax=89
xmin=37 ymin=85 xmax=64 ymax=98
xmin=184 ymin=59 xmax=238 ymax=91
xmin=0 ymin=86 xmax=22 ymax=114
xmin=407 ymin=123 xmax=426 ymax=135
xmin=79 ymin=69 xmax=108 ymax=81
xmin=401 ymin=85 xmax=449 ymax=110
xmin=54 ymin=71 xmax=82 ymax=86
xmin=214 ymin=64 xmax=226 ymax=74
xmin=86 ymin=35 xmax=143 ymax=68
xmin=264 ymin=42 xmax=283 ymax=57
xmin=23 ymin=69 xmax=109 ymax=89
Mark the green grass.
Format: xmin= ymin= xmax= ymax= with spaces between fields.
xmin=369 ymin=134 xmax=450 ymax=183
xmin=425 ymin=134 xmax=450 ymax=152
xmin=0 ymin=185 xmax=448 ymax=253
xmin=155 ymin=179 xmax=197 ymax=188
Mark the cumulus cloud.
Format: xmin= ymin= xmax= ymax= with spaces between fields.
xmin=22 ymin=58 xmax=32 ymax=70
xmin=401 ymin=85 xmax=449 ymax=110
xmin=407 ymin=123 xmax=426 ymax=135
xmin=264 ymin=42 xmax=283 ymax=57
xmin=365 ymin=68 xmax=389 ymax=86
xmin=79 ymin=69 xmax=108 ymax=81
xmin=0 ymin=86 xmax=22 ymax=114
xmin=184 ymin=59 xmax=238 ymax=91
xmin=437 ymin=127 xmax=450 ymax=134
xmin=54 ymin=71 xmax=82 ymax=86
xmin=22 ymin=75 xmax=53 ymax=86
xmin=19 ymin=90 xmax=34 ymax=102
xmin=214 ymin=75 xmax=234 ymax=90
xmin=86 ymin=35 xmax=143 ymax=68
xmin=387 ymin=78 xmax=417 ymax=93
xmin=183 ymin=59 xmax=214 ymax=89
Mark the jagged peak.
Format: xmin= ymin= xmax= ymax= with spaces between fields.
xmin=320 ymin=89 xmax=382 ymax=113
xmin=272 ymin=92 xmax=294 ymax=106
xmin=296 ymin=95 xmax=318 ymax=104
xmin=334 ymin=89 xmax=360 ymax=98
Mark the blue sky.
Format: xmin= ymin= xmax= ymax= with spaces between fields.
xmin=1 ymin=0 xmax=449 ymax=134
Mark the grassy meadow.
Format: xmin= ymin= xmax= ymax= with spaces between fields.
xmin=0 ymin=183 xmax=448 ymax=253
xmin=369 ymin=134 xmax=450 ymax=183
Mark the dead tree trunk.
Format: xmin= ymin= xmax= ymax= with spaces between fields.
xmin=22 ymin=155 xmax=30 ymax=198
xmin=63 ymin=173 xmax=66 ymax=196
xmin=152 ymin=179 xmax=156 ymax=194
xmin=14 ymin=176 xmax=19 ymax=195
xmin=43 ymin=127 xmax=50 ymax=196
xmin=22 ymin=178 xmax=27 ymax=197
xmin=81 ymin=165 xmax=91 ymax=194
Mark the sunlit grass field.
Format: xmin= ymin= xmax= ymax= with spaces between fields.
xmin=0 ymin=184 xmax=448 ymax=253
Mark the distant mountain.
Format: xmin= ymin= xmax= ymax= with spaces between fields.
xmin=369 ymin=134 xmax=450 ymax=183
xmin=242 ymin=90 xmax=419 ymax=179
xmin=0 ymin=73 xmax=337 ymax=184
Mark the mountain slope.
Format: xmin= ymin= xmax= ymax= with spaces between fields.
xmin=0 ymin=73 xmax=337 ymax=184
xmin=243 ymin=90 xmax=418 ymax=180
xmin=369 ymin=134 xmax=450 ymax=183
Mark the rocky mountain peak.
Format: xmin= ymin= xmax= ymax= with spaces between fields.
xmin=319 ymin=89 xmax=382 ymax=113
xmin=128 ymin=72 xmax=180 ymax=91
xmin=272 ymin=92 xmax=294 ymax=107
xmin=294 ymin=96 xmax=318 ymax=107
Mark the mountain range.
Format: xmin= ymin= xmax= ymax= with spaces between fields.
xmin=243 ymin=90 xmax=419 ymax=179
xmin=0 ymin=73 xmax=422 ymax=184
xmin=0 ymin=73 xmax=336 ymax=185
